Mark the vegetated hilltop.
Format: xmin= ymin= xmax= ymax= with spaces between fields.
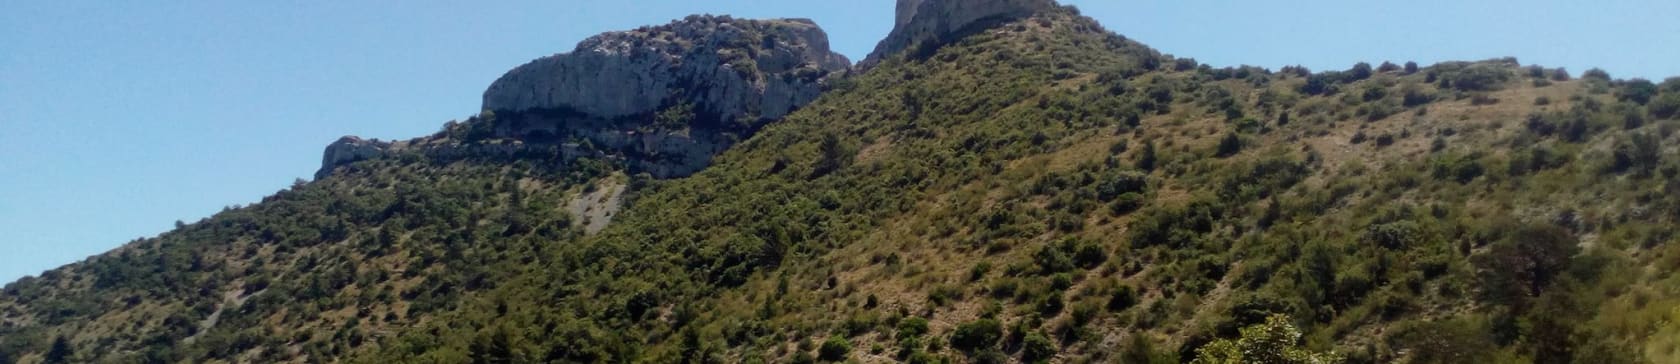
xmin=8 ymin=0 xmax=1680 ymax=363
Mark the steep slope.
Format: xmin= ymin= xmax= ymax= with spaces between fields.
xmin=322 ymin=15 xmax=850 ymax=180
xmin=1 ymin=14 xmax=846 ymax=364
xmin=343 ymin=5 xmax=1680 ymax=364
xmin=10 ymin=2 xmax=1680 ymax=364
xmin=0 ymin=155 xmax=605 ymax=363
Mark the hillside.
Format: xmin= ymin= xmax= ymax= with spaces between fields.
xmin=8 ymin=1 xmax=1680 ymax=364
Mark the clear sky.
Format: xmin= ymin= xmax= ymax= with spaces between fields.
xmin=2 ymin=0 xmax=1677 ymax=285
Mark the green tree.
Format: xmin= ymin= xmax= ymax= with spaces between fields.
xmin=1138 ymin=140 xmax=1159 ymax=171
xmin=811 ymin=132 xmax=850 ymax=178
xmin=1611 ymin=132 xmax=1661 ymax=177
xmin=468 ymin=324 xmax=529 ymax=364
xmin=1474 ymin=224 xmax=1578 ymax=307
xmin=43 ymin=336 xmax=72 ymax=364
xmin=1191 ymin=315 xmax=1341 ymax=364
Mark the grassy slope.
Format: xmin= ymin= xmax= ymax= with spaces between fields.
xmin=8 ymin=6 xmax=1680 ymax=364
xmin=0 ymin=153 xmax=608 ymax=363
xmin=366 ymin=8 xmax=1680 ymax=364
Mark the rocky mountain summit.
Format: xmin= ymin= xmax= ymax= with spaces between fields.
xmin=483 ymin=15 xmax=849 ymax=121
xmin=319 ymin=15 xmax=850 ymax=179
xmin=318 ymin=1 xmax=1064 ymax=179
xmin=862 ymin=0 xmax=1058 ymax=67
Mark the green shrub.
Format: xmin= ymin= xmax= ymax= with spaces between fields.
xmin=1611 ymin=132 xmax=1661 ymax=176
xmin=818 ymin=336 xmax=851 ymax=361
xmin=1583 ymin=68 xmax=1611 ymax=81
xmin=1021 ymin=332 xmax=1058 ymax=363
xmin=1348 ymin=62 xmax=1374 ymax=81
xmin=1096 ymin=171 xmax=1149 ymax=201
xmin=1190 ymin=315 xmax=1342 ymax=364
xmin=1109 ymin=284 xmax=1140 ymax=311
xmin=1401 ymin=84 xmax=1435 ymax=107
xmin=1445 ymin=65 xmax=1513 ymax=92
xmin=950 ymin=319 xmax=1004 ymax=351
xmin=1050 ymin=273 xmax=1075 ymax=291
xmin=1650 ymin=93 xmax=1680 ymax=120
xmin=899 ymin=317 xmax=930 ymax=338
xmin=1073 ymin=243 xmax=1107 ymax=268
xmin=1620 ymin=79 xmax=1659 ymax=105
xmin=1035 ymin=244 xmax=1075 ymax=274
xmin=1216 ymin=132 xmax=1243 ymax=157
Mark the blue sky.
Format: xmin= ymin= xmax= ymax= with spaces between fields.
xmin=2 ymin=0 xmax=1676 ymax=284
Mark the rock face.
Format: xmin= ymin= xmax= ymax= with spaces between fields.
xmin=482 ymin=15 xmax=850 ymax=123
xmin=861 ymin=0 xmax=1057 ymax=67
xmin=319 ymin=15 xmax=851 ymax=180
xmin=317 ymin=136 xmax=390 ymax=179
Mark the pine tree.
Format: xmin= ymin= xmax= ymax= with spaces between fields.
xmin=44 ymin=336 xmax=72 ymax=364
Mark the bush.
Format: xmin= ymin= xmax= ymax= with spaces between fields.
xmin=1445 ymin=65 xmax=1513 ymax=92
xmin=1112 ymin=192 xmax=1146 ymax=215
xmin=1551 ymin=68 xmax=1572 ymax=81
xmin=1021 ymin=332 xmax=1058 ymax=363
xmin=1401 ymin=84 xmax=1435 ymax=107
xmin=1620 ymin=78 xmax=1659 ymax=105
xmin=1034 ymin=244 xmax=1075 ymax=274
xmin=1348 ymin=62 xmax=1374 ymax=81
xmin=819 ymin=336 xmax=851 ymax=361
xmin=1650 ymin=93 xmax=1680 ymax=120
xmin=950 ymin=319 xmax=1004 ymax=351
xmin=1073 ymin=243 xmax=1107 ymax=268
xmin=1611 ymin=132 xmax=1661 ymax=176
xmin=899 ymin=317 xmax=930 ymax=338
xmin=1377 ymin=61 xmax=1401 ymax=73
xmin=1583 ymin=68 xmax=1611 ymax=81
xmin=1109 ymin=284 xmax=1140 ymax=311
xmin=1190 ymin=315 xmax=1342 ymax=364
xmin=1096 ymin=171 xmax=1149 ymax=201
xmin=1216 ymin=132 xmax=1243 ymax=157
xmin=1301 ymin=74 xmax=1335 ymax=95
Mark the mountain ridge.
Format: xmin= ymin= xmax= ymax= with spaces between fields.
xmin=8 ymin=1 xmax=1680 ymax=363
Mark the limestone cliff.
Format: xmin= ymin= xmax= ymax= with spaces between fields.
xmin=861 ymin=0 xmax=1058 ymax=67
xmin=482 ymin=15 xmax=849 ymax=123
xmin=317 ymin=136 xmax=390 ymax=179
xmin=319 ymin=15 xmax=850 ymax=180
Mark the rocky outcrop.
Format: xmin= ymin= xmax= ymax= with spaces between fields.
xmin=861 ymin=0 xmax=1058 ymax=67
xmin=317 ymin=136 xmax=390 ymax=179
xmin=482 ymin=15 xmax=849 ymax=123
xmin=319 ymin=15 xmax=850 ymax=180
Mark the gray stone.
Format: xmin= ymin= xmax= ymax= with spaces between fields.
xmin=861 ymin=0 xmax=1057 ymax=67
xmin=482 ymin=15 xmax=849 ymax=123
xmin=316 ymin=136 xmax=390 ymax=179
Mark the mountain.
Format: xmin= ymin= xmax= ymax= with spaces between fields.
xmin=8 ymin=1 xmax=1680 ymax=363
